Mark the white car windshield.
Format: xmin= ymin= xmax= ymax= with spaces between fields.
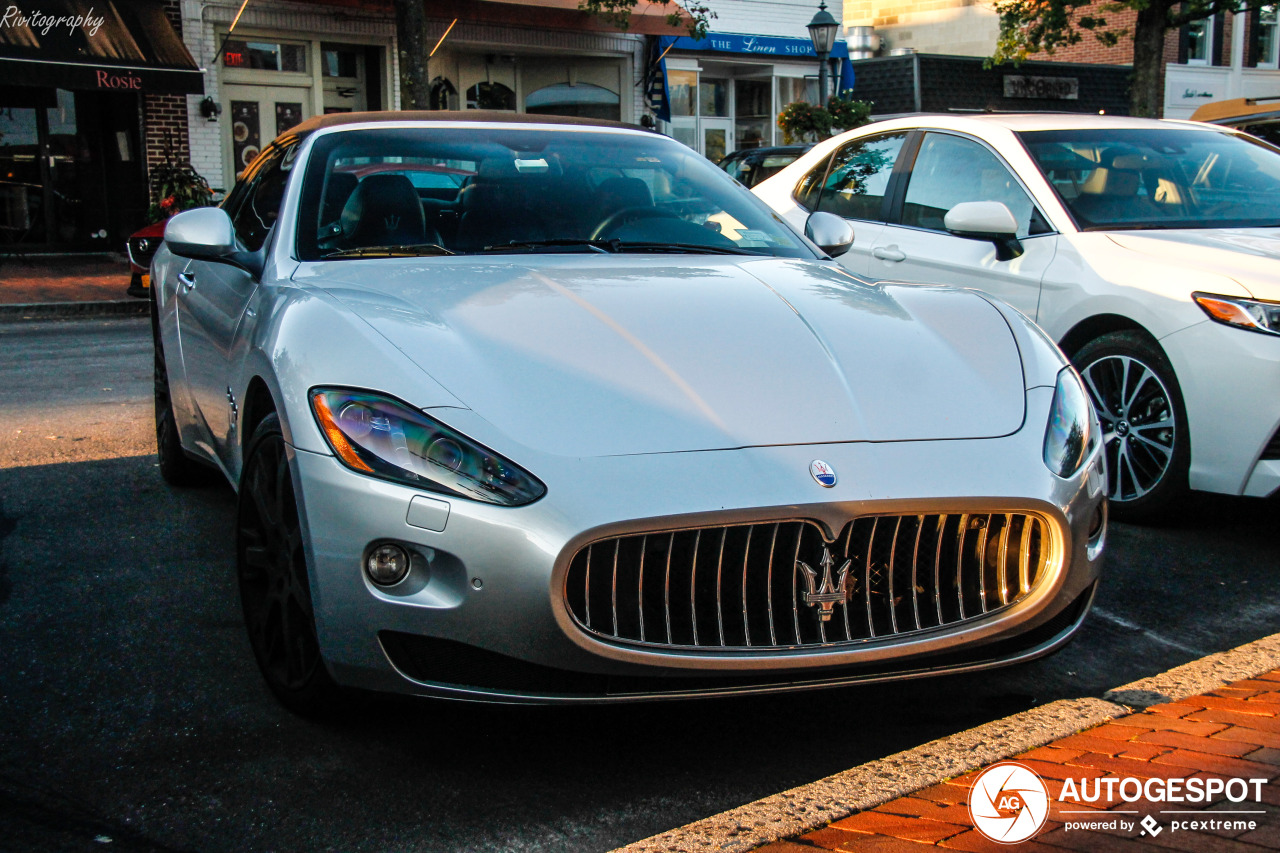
xmin=295 ymin=126 xmax=813 ymax=261
xmin=1019 ymin=127 xmax=1280 ymax=231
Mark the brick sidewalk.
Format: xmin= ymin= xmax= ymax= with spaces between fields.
xmin=762 ymin=671 xmax=1280 ymax=852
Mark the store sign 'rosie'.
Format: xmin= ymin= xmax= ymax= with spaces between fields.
xmin=96 ymin=70 xmax=144 ymax=90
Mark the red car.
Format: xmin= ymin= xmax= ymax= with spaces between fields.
xmin=126 ymin=219 xmax=168 ymax=298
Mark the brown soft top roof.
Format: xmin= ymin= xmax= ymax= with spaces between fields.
xmin=1191 ymin=97 xmax=1280 ymax=125
xmin=287 ymin=110 xmax=653 ymax=139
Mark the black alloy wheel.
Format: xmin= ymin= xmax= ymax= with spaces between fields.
xmin=152 ymin=290 xmax=211 ymax=486
xmin=237 ymin=413 xmax=341 ymax=716
xmin=1072 ymin=331 xmax=1189 ymax=522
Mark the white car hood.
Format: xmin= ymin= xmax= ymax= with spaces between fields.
xmin=1106 ymin=228 xmax=1280 ymax=300
xmin=298 ymin=256 xmax=1025 ymax=457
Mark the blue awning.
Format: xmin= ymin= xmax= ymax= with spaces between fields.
xmin=658 ymin=32 xmax=849 ymax=59
xmin=650 ymin=32 xmax=856 ymax=117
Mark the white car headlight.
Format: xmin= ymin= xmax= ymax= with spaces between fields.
xmin=310 ymin=388 xmax=545 ymax=506
xmin=1193 ymin=292 xmax=1280 ymax=337
xmin=1043 ymin=367 xmax=1097 ymax=479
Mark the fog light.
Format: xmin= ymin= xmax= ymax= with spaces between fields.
xmin=366 ymin=543 xmax=411 ymax=586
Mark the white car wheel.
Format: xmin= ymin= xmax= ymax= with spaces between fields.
xmin=1073 ymin=332 xmax=1189 ymax=521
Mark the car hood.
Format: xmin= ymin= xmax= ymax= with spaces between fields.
xmin=296 ymin=256 xmax=1026 ymax=457
xmin=1106 ymin=228 xmax=1280 ymax=300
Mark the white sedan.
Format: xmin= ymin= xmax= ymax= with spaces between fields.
xmin=755 ymin=114 xmax=1280 ymax=520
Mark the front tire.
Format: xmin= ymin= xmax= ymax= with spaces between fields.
xmin=237 ymin=413 xmax=342 ymax=716
xmin=1072 ymin=331 xmax=1189 ymax=522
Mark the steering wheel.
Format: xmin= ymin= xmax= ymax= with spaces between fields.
xmin=590 ymin=207 xmax=681 ymax=240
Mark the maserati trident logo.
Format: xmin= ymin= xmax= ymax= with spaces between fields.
xmin=810 ymin=459 xmax=837 ymax=487
xmin=797 ymin=547 xmax=852 ymax=621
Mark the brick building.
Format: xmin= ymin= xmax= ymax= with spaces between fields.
xmin=840 ymin=0 xmax=1280 ymax=117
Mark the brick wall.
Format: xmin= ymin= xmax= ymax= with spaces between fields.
xmin=1020 ymin=1 xmax=1180 ymax=66
xmin=142 ymin=0 xmax=192 ymax=194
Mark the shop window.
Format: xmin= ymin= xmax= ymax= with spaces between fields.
xmin=525 ymin=83 xmax=620 ymax=121
xmin=322 ymin=47 xmax=360 ymax=78
xmin=223 ymin=39 xmax=307 ymax=73
xmin=735 ymin=79 xmax=770 ymax=150
xmin=699 ymin=78 xmax=728 ymax=117
xmin=431 ymin=77 xmax=458 ymax=111
xmin=1259 ymin=5 xmax=1279 ymax=68
xmin=0 ymin=106 xmax=40 ymax=243
xmin=1186 ymin=17 xmax=1214 ymax=64
xmin=466 ymin=82 xmax=515 ymax=111
xmin=779 ymin=77 xmax=819 ymax=108
xmin=668 ymin=70 xmax=696 ymax=116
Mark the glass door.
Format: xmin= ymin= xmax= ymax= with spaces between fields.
xmin=0 ymin=88 xmax=143 ymax=249
xmin=222 ymin=83 xmax=312 ymax=180
xmin=701 ymin=119 xmax=732 ymax=162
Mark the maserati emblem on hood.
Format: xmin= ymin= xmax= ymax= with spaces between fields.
xmin=810 ymin=459 xmax=837 ymax=487
xmin=797 ymin=547 xmax=852 ymax=621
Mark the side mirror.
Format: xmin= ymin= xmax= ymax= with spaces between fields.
xmin=943 ymin=201 xmax=1024 ymax=261
xmin=165 ymin=207 xmax=237 ymax=260
xmin=164 ymin=207 xmax=264 ymax=278
xmin=805 ymin=211 xmax=854 ymax=258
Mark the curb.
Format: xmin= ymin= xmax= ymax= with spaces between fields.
xmin=0 ymin=300 xmax=149 ymax=321
xmin=609 ymin=630 xmax=1280 ymax=853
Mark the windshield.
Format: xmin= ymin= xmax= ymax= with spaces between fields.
xmin=1018 ymin=127 xmax=1280 ymax=230
xmin=296 ymin=126 xmax=813 ymax=261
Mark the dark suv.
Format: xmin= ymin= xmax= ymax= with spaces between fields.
xmin=718 ymin=145 xmax=811 ymax=188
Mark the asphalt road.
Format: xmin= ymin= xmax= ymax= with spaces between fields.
xmin=1 ymin=316 xmax=1278 ymax=853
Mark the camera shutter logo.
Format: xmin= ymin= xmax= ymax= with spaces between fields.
xmin=969 ymin=762 xmax=1051 ymax=844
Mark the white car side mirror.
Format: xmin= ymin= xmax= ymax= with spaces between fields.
xmin=944 ymin=201 xmax=1024 ymax=261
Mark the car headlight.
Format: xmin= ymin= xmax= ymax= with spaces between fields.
xmin=1193 ymin=292 xmax=1280 ymax=337
xmin=1043 ymin=367 xmax=1097 ymax=479
xmin=310 ymin=388 xmax=545 ymax=506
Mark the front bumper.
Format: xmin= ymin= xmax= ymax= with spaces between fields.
xmin=1161 ymin=319 xmax=1280 ymax=497
xmin=290 ymin=388 xmax=1106 ymax=703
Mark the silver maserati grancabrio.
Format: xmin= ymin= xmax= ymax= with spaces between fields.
xmin=152 ymin=112 xmax=1107 ymax=714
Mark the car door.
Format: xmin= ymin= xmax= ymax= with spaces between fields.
xmin=793 ymin=131 xmax=909 ymax=275
xmin=866 ymin=131 xmax=1057 ymax=321
xmin=175 ymin=144 xmax=293 ymax=464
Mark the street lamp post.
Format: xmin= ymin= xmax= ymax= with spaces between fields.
xmin=807 ymin=1 xmax=839 ymax=104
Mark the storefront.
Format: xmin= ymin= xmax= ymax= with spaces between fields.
xmin=0 ymin=0 xmax=202 ymax=251
xmin=652 ymin=32 xmax=854 ymax=160
xmin=182 ymin=1 xmax=397 ymax=191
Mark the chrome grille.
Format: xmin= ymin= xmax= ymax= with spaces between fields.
xmin=563 ymin=513 xmax=1054 ymax=650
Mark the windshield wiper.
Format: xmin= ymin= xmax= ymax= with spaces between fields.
xmin=611 ymin=241 xmax=762 ymax=256
xmin=480 ymin=239 xmax=620 ymax=254
xmin=322 ymin=243 xmax=455 ymax=259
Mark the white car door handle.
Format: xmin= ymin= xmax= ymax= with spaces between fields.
xmin=873 ymin=246 xmax=906 ymax=262
xmin=178 ymin=272 xmax=196 ymax=291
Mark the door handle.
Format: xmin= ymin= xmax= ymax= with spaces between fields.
xmin=178 ymin=272 xmax=196 ymax=292
xmin=872 ymin=246 xmax=906 ymax=262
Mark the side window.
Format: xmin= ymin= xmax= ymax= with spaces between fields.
xmin=901 ymin=133 xmax=1043 ymax=238
xmin=815 ymin=132 xmax=907 ymax=221
xmin=229 ymin=145 xmax=296 ymax=252
xmin=794 ymin=156 xmax=830 ymax=210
